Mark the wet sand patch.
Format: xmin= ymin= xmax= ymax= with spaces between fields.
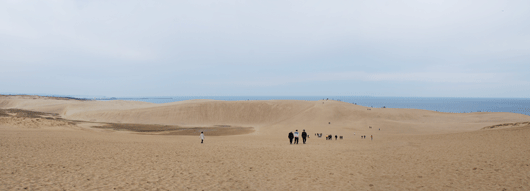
xmin=158 ymin=126 xmax=254 ymax=136
xmin=0 ymin=108 xmax=60 ymax=118
xmin=95 ymin=123 xmax=254 ymax=136
xmin=0 ymin=109 xmax=254 ymax=136
xmin=482 ymin=122 xmax=530 ymax=129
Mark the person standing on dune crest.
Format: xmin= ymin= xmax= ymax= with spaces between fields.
xmin=200 ymin=132 xmax=204 ymax=144
xmin=288 ymin=131 xmax=294 ymax=144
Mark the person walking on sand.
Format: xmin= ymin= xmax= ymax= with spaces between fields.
xmin=302 ymin=129 xmax=308 ymax=144
xmin=294 ymin=130 xmax=299 ymax=144
xmin=371 ymin=135 xmax=373 ymax=141
xmin=200 ymin=132 xmax=204 ymax=144
xmin=288 ymin=131 xmax=294 ymax=144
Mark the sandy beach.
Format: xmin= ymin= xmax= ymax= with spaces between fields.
xmin=1 ymin=95 xmax=530 ymax=190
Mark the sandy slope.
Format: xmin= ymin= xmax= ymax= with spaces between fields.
xmin=2 ymin=98 xmax=528 ymax=133
xmin=1 ymin=97 xmax=530 ymax=190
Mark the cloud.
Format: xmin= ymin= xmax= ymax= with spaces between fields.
xmin=314 ymin=72 xmax=507 ymax=83
xmin=0 ymin=0 xmax=529 ymax=97
xmin=201 ymin=71 xmax=516 ymax=87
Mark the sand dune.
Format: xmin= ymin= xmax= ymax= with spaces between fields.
xmin=1 ymin=96 xmax=530 ymax=190
xmin=2 ymin=97 xmax=528 ymax=133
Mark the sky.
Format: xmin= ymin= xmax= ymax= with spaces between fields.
xmin=1 ymin=0 xmax=529 ymax=97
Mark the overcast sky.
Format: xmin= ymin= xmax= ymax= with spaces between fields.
xmin=1 ymin=0 xmax=529 ymax=97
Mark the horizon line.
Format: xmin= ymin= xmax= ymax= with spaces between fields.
xmin=1 ymin=93 xmax=529 ymax=99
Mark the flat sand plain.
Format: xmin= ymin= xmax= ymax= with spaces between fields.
xmin=1 ymin=96 xmax=530 ymax=190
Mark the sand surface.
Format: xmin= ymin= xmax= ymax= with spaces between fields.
xmin=1 ymin=96 xmax=530 ymax=190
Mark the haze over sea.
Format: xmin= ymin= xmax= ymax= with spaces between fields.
xmin=76 ymin=96 xmax=530 ymax=116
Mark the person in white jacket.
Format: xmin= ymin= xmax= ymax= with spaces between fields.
xmin=200 ymin=132 xmax=204 ymax=144
xmin=294 ymin=130 xmax=299 ymax=144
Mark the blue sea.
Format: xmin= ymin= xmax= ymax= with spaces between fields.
xmin=92 ymin=96 xmax=530 ymax=116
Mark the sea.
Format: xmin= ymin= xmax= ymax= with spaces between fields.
xmin=89 ymin=96 xmax=530 ymax=116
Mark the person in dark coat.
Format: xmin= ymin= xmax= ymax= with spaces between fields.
xmin=288 ymin=132 xmax=294 ymax=144
xmin=302 ymin=129 xmax=308 ymax=144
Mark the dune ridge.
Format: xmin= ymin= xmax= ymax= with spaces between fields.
xmin=1 ymin=97 xmax=529 ymax=134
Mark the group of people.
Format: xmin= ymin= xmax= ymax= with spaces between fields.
xmin=325 ymin=134 xmax=342 ymax=140
xmin=288 ymin=129 xmax=308 ymax=144
xmin=201 ymin=128 xmax=374 ymax=145
xmin=314 ymin=133 xmax=346 ymax=140
xmin=360 ymin=135 xmax=373 ymax=140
